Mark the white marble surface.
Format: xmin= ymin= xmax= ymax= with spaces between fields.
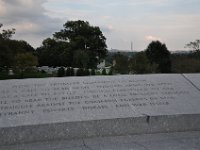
xmin=0 ymin=74 xmax=200 ymax=128
xmin=183 ymin=74 xmax=200 ymax=89
xmin=1 ymin=131 xmax=200 ymax=150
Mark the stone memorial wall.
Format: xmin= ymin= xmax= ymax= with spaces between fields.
xmin=0 ymin=74 xmax=200 ymax=145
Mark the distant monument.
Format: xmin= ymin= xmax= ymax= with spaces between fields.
xmin=131 ymin=41 xmax=133 ymax=51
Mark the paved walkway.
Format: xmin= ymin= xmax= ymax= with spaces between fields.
xmin=1 ymin=131 xmax=200 ymax=150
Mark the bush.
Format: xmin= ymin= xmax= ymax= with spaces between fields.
xmin=84 ymin=69 xmax=90 ymax=76
xmin=70 ymin=68 xmax=74 ymax=76
xmin=65 ymin=68 xmax=71 ymax=76
xmin=91 ymin=69 xmax=95 ymax=75
xmin=102 ymin=68 xmax=107 ymax=75
xmin=108 ymin=68 xmax=113 ymax=75
xmin=76 ymin=68 xmax=84 ymax=76
xmin=57 ymin=67 xmax=65 ymax=77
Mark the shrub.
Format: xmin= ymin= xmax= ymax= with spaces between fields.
xmin=57 ymin=67 xmax=65 ymax=77
xmin=108 ymin=68 xmax=113 ymax=75
xmin=84 ymin=69 xmax=90 ymax=76
xmin=102 ymin=68 xmax=107 ymax=75
xmin=70 ymin=68 xmax=74 ymax=76
xmin=76 ymin=68 xmax=84 ymax=76
xmin=65 ymin=68 xmax=71 ymax=76
xmin=91 ymin=69 xmax=96 ymax=75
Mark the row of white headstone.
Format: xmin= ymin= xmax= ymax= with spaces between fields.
xmin=37 ymin=66 xmax=112 ymax=75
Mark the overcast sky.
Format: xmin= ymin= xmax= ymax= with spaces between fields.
xmin=0 ymin=0 xmax=200 ymax=51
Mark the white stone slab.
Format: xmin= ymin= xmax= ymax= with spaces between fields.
xmin=183 ymin=74 xmax=200 ymax=90
xmin=0 ymin=74 xmax=200 ymax=145
xmin=0 ymin=74 xmax=200 ymax=128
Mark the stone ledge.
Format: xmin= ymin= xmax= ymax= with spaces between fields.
xmin=1 ymin=114 xmax=200 ymax=146
xmin=1 ymin=131 xmax=200 ymax=150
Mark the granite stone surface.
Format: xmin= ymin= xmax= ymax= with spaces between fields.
xmin=0 ymin=131 xmax=200 ymax=150
xmin=183 ymin=74 xmax=200 ymax=90
xmin=0 ymin=74 xmax=200 ymax=145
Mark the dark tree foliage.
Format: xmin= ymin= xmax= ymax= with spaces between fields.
xmin=0 ymin=24 xmax=36 ymax=69
xmin=0 ymin=23 xmax=15 ymax=40
xmin=185 ymin=39 xmax=200 ymax=59
xmin=36 ymin=38 xmax=72 ymax=67
xmin=171 ymin=53 xmax=200 ymax=73
xmin=145 ymin=41 xmax=171 ymax=73
xmin=7 ymin=40 xmax=35 ymax=55
xmin=129 ymin=52 xmax=158 ymax=74
xmin=113 ymin=52 xmax=129 ymax=74
xmin=185 ymin=39 xmax=200 ymax=52
xmin=72 ymin=50 xmax=89 ymax=68
xmin=0 ymin=43 xmax=13 ymax=68
xmin=53 ymin=20 xmax=108 ymax=68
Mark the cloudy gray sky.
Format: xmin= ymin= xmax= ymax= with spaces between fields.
xmin=0 ymin=0 xmax=200 ymax=51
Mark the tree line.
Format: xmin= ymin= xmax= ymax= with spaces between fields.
xmin=0 ymin=20 xmax=200 ymax=78
xmin=112 ymin=40 xmax=200 ymax=74
xmin=0 ymin=21 xmax=107 ymax=72
xmin=112 ymin=41 xmax=171 ymax=74
xmin=0 ymin=23 xmax=38 ymax=74
xmin=37 ymin=20 xmax=107 ymax=69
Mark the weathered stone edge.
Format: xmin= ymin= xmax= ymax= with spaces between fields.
xmin=0 ymin=114 xmax=200 ymax=146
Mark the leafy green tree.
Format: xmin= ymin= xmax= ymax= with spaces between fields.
xmin=14 ymin=53 xmax=38 ymax=74
xmin=185 ymin=39 xmax=200 ymax=59
xmin=145 ymin=41 xmax=171 ymax=73
xmin=0 ymin=44 xmax=13 ymax=68
xmin=0 ymin=24 xmax=14 ymax=68
xmin=73 ymin=50 xmax=90 ymax=68
xmin=0 ymin=24 xmax=35 ymax=69
xmin=185 ymin=39 xmax=200 ymax=52
xmin=0 ymin=23 xmax=15 ymax=40
xmin=36 ymin=38 xmax=72 ymax=67
xmin=54 ymin=20 xmax=108 ymax=68
xmin=113 ymin=52 xmax=129 ymax=74
xmin=7 ymin=40 xmax=35 ymax=55
xmin=171 ymin=53 xmax=200 ymax=73
xmin=129 ymin=52 xmax=158 ymax=74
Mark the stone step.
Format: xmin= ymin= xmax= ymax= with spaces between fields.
xmin=1 ymin=131 xmax=200 ymax=150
